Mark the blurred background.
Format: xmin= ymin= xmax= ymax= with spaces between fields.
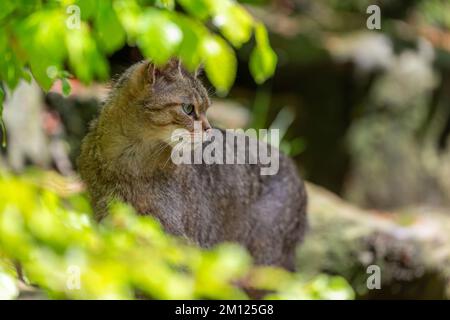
xmin=1 ymin=0 xmax=450 ymax=300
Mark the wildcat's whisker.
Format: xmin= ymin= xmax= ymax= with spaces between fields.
xmin=151 ymin=143 xmax=170 ymax=160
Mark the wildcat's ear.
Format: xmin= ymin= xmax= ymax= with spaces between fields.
xmin=144 ymin=61 xmax=157 ymax=86
xmin=166 ymin=58 xmax=183 ymax=74
xmin=144 ymin=59 xmax=184 ymax=85
xmin=131 ymin=60 xmax=156 ymax=87
xmin=194 ymin=64 xmax=204 ymax=78
xmin=159 ymin=58 xmax=183 ymax=80
xmin=133 ymin=59 xmax=187 ymax=88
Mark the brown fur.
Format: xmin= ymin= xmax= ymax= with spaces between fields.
xmin=78 ymin=60 xmax=307 ymax=270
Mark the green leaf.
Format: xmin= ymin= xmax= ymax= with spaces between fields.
xmin=113 ymin=0 xmax=142 ymax=40
xmin=179 ymin=0 xmax=253 ymax=48
xmin=249 ymin=23 xmax=277 ymax=84
xmin=61 ymin=78 xmax=71 ymax=96
xmin=94 ymin=1 xmax=126 ymax=54
xmin=202 ymin=34 xmax=237 ymax=95
xmin=175 ymin=16 xmax=205 ymax=71
xmin=177 ymin=0 xmax=210 ymax=20
xmin=0 ymin=1 xmax=16 ymax=22
xmin=212 ymin=3 xmax=253 ymax=48
xmin=137 ymin=9 xmax=183 ymax=65
xmin=65 ymin=23 xmax=109 ymax=84
xmin=0 ymin=25 xmax=27 ymax=90
xmin=0 ymin=53 xmax=23 ymax=90
xmin=75 ymin=0 xmax=98 ymax=20
xmin=28 ymin=62 xmax=54 ymax=91
xmin=16 ymin=10 xmax=67 ymax=90
xmin=155 ymin=0 xmax=175 ymax=10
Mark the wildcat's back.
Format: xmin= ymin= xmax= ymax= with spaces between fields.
xmin=78 ymin=60 xmax=307 ymax=270
xmin=189 ymin=146 xmax=307 ymax=270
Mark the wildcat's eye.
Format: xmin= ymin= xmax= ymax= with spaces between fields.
xmin=181 ymin=103 xmax=195 ymax=115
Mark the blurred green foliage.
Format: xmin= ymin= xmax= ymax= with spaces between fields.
xmin=420 ymin=0 xmax=450 ymax=28
xmin=0 ymin=0 xmax=278 ymax=142
xmin=0 ymin=170 xmax=354 ymax=300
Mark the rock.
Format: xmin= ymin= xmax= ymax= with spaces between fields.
xmin=299 ymin=182 xmax=450 ymax=299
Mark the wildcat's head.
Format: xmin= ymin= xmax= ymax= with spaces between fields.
xmin=110 ymin=59 xmax=212 ymax=144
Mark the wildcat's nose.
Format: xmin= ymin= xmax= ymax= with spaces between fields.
xmin=200 ymin=114 xmax=211 ymax=132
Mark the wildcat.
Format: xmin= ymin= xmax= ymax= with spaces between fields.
xmin=78 ymin=59 xmax=307 ymax=270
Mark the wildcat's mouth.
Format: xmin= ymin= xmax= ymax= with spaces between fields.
xmin=190 ymin=129 xmax=212 ymax=142
xmin=166 ymin=129 xmax=210 ymax=151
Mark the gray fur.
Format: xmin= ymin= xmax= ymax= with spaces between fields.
xmin=78 ymin=60 xmax=307 ymax=270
